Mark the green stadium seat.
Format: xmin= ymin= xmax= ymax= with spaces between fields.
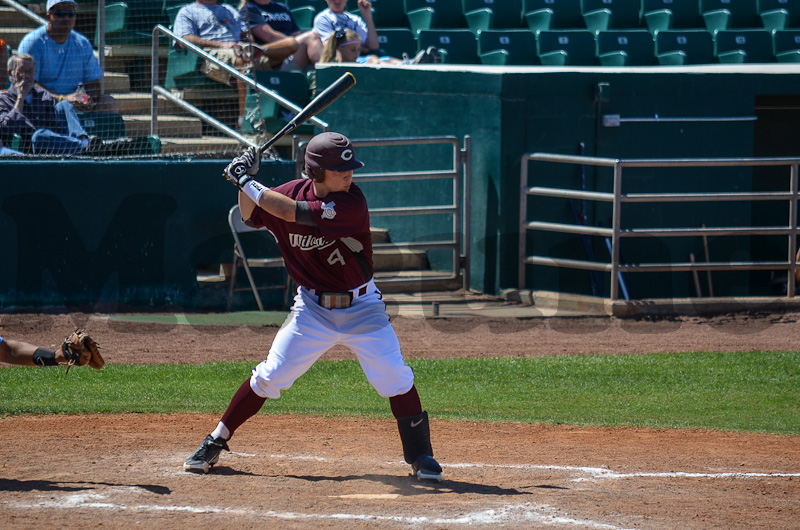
xmin=376 ymin=28 xmax=417 ymax=59
xmin=96 ymin=0 xmax=170 ymax=46
xmin=523 ymin=0 xmax=585 ymax=31
xmin=536 ymin=29 xmax=597 ymax=65
xmin=348 ymin=5 xmax=376 ymax=22
xmin=478 ymin=29 xmax=539 ymax=65
xmin=773 ymin=29 xmax=800 ymax=61
xmin=96 ymin=2 xmax=127 ymax=45
xmin=580 ymin=0 xmax=643 ymax=33
xmin=371 ymin=0 xmax=411 ymax=28
xmin=77 ymin=112 xmax=127 ymax=140
xmin=641 ymin=0 xmax=705 ymax=34
xmin=714 ymin=29 xmax=775 ymax=63
xmin=655 ymin=29 xmax=715 ymax=65
xmin=290 ymin=6 xmax=316 ymax=30
xmin=417 ymin=29 xmax=480 ymax=63
xmin=285 ymin=0 xmax=329 ymax=14
xmin=404 ymin=0 xmax=466 ymax=35
xmin=462 ymin=0 xmax=523 ymax=33
xmin=243 ymin=70 xmax=312 ymax=135
xmin=596 ymin=29 xmax=655 ymax=65
xmin=165 ymin=48 xmax=227 ymax=91
xmin=700 ymin=0 xmax=760 ymax=33
xmin=758 ymin=0 xmax=800 ymax=31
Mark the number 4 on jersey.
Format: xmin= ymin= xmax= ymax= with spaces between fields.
xmin=327 ymin=248 xmax=345 ymax=266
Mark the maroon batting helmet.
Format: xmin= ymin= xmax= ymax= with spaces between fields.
xmin=304 ymin=132 xmax=364 ymax=182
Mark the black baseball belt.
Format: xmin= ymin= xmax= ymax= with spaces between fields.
xmin=311 ymin=282 xmax=372 ymax=310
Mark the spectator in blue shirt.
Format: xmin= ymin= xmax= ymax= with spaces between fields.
xmin=174 ymin=0 xmax=297 ymax=128
xmin=17 ymin=0 xmax=118 ymax=114
xmin=239 ymin=0 xmax=318 ymax=70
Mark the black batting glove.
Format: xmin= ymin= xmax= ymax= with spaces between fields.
xmin=223 ymin=146 xmax=261 ymax=188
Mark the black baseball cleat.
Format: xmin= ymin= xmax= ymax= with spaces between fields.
xmin=183 ymin=434 xmax=230 ymax=474
xmin=412 ymin=454 xmax=442 ymax=482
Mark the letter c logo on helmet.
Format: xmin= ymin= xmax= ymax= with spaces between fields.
xmin=341 ymin=149 xmax=353 ymax=161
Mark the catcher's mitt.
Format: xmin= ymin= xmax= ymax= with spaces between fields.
xmin=62 ymin=329 xmax=104 ymax=372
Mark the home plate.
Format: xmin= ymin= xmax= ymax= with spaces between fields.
xmin=330 ymin=494 xmax=400 ymax=499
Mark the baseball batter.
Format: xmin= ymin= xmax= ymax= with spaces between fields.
xmin=183 ymin=132 xmax=442 ymax=481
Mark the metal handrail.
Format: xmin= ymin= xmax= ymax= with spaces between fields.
xmin=1 ymin=0 xmax=46 ymax=25
xmin=520 ymin=153 xmax=800 ymax=300
xmin=150 ymin=25 xmax=328 ymax=145
xmin=296 ymin=136 xmax=471 ymax=291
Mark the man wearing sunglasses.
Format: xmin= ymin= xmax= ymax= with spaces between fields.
xmin=17 ymin=0 xmax=118 ymax=114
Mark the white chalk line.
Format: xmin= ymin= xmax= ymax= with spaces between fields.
xmin=444 ymin=462 xmax=800 ymax=481
xmin=247 ymin=453 xmax=800 ymax=482
xmin=8 ymin=454 xmax=796 ymax=529
xmin=8 ymin=492 xmax=637 ymax=529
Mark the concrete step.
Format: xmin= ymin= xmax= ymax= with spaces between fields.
xmin=125 ymin=114 xmax=203 ymax=138
xmin=375 ymin=270 xmax=463 ymax=293
xmin=115 ymin=92 xmax=191 ymax=117
xmin=103 ymin=71 xmax=131 ymax=94
xmin=157 ymin=136 xmax=244 ymax=155
xmin=373 ymin=248 xmax=429 ymax=272
xmin=371 ymin=228 xmax=390 ymax=244
xmin=0 ymin=8 xmax=40 ymax=29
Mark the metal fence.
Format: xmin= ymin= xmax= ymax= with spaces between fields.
xmin=295 ymin=136 xmax=472 ymax=291
xmin=150 ymin=25 xmax=328 ymax=152
xmin=519 ymin=153 xmax=800 ymax=300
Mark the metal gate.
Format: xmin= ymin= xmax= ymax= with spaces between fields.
xmin=520 ymin=153 xmax=800 ymax=300
xmin=296 ymin=135 xmax=472 ymax=291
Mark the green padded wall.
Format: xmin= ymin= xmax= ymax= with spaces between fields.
xmin=3 ymin=64 xmax=800 ymax=309
xmin=0 ymin=159 xmax=295 ymax=310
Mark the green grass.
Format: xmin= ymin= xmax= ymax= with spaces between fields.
xmin=1 ymin=351 xmax=798 ymax=435
xmin=108 ymin=311 xmax=287 ymax=327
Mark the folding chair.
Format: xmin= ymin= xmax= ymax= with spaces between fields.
xmin=227 ymin=204 xmax=291 ymax=312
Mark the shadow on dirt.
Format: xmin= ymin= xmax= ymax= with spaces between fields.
xmin=284 ymin=473 xmax=533 ymax=496
xmin=0 ymin=478 xmax=170 ymax=495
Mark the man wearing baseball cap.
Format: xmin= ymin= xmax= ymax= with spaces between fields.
xmin=17 ymin=0 xmax=118 ymax=114
xmin=183 ymin=133 xmax=444 ymax=482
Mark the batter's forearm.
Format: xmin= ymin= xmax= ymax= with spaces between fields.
xmin=183 ymin=35 xmax=230 ymax=49
xmin=239 ymin=187 xmax=296 ymax=222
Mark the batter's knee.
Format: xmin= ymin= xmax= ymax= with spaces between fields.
xmin=249 ymin=362 xmax=295 ymax=399
xmin=369 ymin=369 xmax=415 ymax=399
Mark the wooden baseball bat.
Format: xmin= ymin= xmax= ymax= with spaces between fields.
xmin=257 ymin=71 xmax=356 ymax=156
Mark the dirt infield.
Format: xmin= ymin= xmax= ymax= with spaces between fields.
xmin=2 ymin=310 xmax=800 ymax=529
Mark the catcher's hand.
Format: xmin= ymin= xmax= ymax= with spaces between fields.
xmin=224 ymin=146 xmax=261 ymax=188
xmin=62 ymin=329 xmax=104 ymax=372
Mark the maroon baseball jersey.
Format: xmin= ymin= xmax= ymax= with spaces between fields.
xmin=247 ymin=179 xmax=374 ymax=292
